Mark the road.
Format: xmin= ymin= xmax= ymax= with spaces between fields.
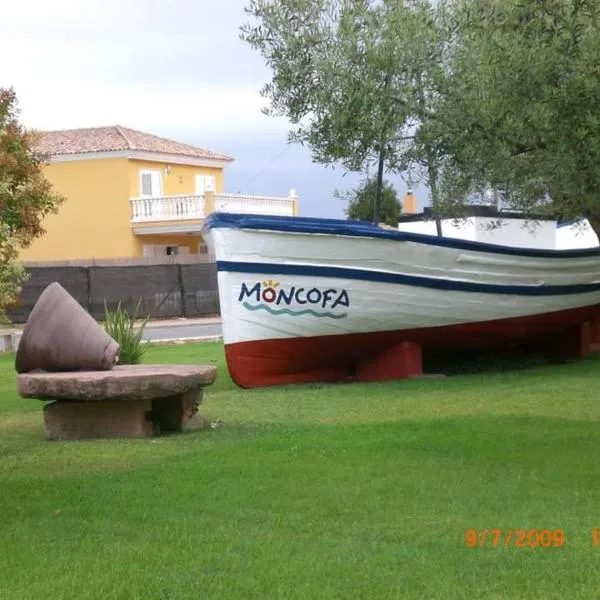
xmin=143 ymin=321 xmax=222 ymax=341
xmin=4 ymin=319 xmax=223 ymax=353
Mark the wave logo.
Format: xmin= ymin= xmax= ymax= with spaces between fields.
xmin=238 ymin=279 xmax=349 ymax=319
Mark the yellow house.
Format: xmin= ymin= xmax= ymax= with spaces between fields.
xmin=20 ymin=125 xmax=299 ymax=262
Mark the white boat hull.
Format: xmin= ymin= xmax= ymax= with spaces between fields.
xmin=203 ymin=213 xmax=600 ymax=387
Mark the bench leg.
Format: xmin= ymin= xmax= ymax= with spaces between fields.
xmin=44 ymin=399 xmax=153 ymax=441
xmin=150 ymin=390 xmax=204 ymax=434
xmin=43 ymin=390 xmax=205 ymax=440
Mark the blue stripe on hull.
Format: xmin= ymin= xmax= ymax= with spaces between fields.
xmin=216 ymin=260 xmax=600 ymax=297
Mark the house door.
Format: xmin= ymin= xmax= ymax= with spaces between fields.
xmin=195 ymin=175 xmax=216 ymax=195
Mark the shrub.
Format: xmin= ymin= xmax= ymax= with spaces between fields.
xmin=103 ymin=299 xmax=150 ymax=365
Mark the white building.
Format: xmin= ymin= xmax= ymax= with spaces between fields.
xmin=397 ymin=203 xmax=598 ymax=250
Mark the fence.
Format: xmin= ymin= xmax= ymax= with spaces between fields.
xmin=7 ymin=262 xmax=220 ymax=323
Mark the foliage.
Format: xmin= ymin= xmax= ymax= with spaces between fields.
xmin=242 ymin=0 xmax=600 ymax=232
xmin=337 ymin=177 xmax=402 ymax=226
xmin=103 ymin=299 xmax=150 ymax=365
xmin=435 ymin=0 xmax=600 ymax=224
xmin=0 ymin=241 xmax=27 ymax=322
xmin=3 ymin=343 xmax=600 ymax=597
xmin=240 ymin=0 xmax=448 ymax=214
xmin=0 ymin=87 xmax=64 ymax=321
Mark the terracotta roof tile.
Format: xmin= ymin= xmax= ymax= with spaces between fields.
xmin=36 ymin=125 xmax=234 ymax=162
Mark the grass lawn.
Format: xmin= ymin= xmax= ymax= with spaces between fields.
xmin=2 ymin=341 xmax=600 ymax=599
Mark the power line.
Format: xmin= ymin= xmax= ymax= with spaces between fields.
xmin=235 ymin=140 xmax=294 ymax=194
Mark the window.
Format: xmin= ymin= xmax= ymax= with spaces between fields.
xmin=143 ymin=244 xmax=190 ymax=256
xmin=139 ymin=170 xmax=162 ymax=197
xmin=195 ymin=174 xmax=216 ymax=194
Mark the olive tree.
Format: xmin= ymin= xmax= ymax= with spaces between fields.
xmin=241 ymin=0 xmax=448 ymax=231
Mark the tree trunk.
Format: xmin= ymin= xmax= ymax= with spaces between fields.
xmin=413 ymin=67 xmax=443 ymax=237
xmin=426 ymin=154 xmax=443 ymax=237
xmin=373 ymin=147 xmax=385 ymax=225
xmin=586 ymin=211 xmax=600 ymax=240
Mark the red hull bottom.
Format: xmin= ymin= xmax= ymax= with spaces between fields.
xmin=225 ymin=305 xmax=600 ymax=388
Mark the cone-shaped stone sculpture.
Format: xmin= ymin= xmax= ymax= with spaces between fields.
xmin=15 ymin=282 xmax=120 ymax=373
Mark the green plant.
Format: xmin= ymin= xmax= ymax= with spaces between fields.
xmin=103 ymin=299 xmax=150 ymax=365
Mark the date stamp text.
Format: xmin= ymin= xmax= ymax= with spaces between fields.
xmin=466 ymin=528 xmax=600 ymax=548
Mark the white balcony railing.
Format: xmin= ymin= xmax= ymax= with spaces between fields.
xmin=213 ymin=192 xmax=296 ymax=216
xmin=131 ymin=195 xmax=205 ymax=222
xmin=131 ymin=190 xmax=298 ymax=224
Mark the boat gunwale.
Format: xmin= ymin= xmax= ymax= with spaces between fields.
xmin=202 ymin=212 xmax=600 ymax=260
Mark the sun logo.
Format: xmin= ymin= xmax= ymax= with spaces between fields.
xmin=261 ymin=280 xmax=280 ymax=303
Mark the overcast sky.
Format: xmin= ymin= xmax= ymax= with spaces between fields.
xmin=0 ymin=0 xmax=427 ymax=219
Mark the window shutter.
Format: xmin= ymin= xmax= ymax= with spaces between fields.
xmin=141 ymin=173 xmax=153 ymax=196
xmin=151 ymin=171 xmax=162 ymax=196
xmin=205 ymin=176 xmax=215 ymax=192
xmin=140 ymin=170 xmax=162 ymax=197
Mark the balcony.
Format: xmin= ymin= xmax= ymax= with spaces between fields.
xmin=131 ymin=190 xmax=298 ymax=225
xmin=131 ymin=195 xmax=205 ymax=222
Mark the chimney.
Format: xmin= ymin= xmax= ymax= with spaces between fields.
xmin=403 ymin=189 xmax=417 ymax=214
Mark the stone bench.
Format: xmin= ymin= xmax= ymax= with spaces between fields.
xmin=18 ymin=364 xmax=217 ymax=441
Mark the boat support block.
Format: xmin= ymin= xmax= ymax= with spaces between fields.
xmin=356 ymin=341 xmax=423 ymax=382
xmin=541 ymin=321 xmax=592 ymax=362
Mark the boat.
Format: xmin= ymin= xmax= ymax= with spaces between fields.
xmin=201 ymin=210 xmax=600 ymax=388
